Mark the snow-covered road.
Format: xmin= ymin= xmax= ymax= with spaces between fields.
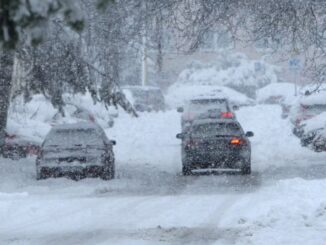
xmin=1 ymin=105 xmax=326 ymax=245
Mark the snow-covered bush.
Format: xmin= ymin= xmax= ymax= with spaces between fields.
xmin=176 ymin=52 xmax=279 ymax=93
xmin=166 ymin=84 xmax=255 ymax=108
xmin=8 ymin=92 xmax=119 ymax=143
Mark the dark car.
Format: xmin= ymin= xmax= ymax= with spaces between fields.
xmin=2 ymin=132 xmax=40 ymax=160
xmin=176 ymin=119 xmax=253 ymax=175
xmin=36 ymin=122 xmax=116 ymax=180
xmin=122 ymin=86 xmax=165 ymax=112
xmin=177 ymin=98 xmax=237 ymax=131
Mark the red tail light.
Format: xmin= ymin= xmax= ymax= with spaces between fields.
xmin=230 ymin=138 xmax=244 ymax=145
xmin=221 ymin=112 xmax=234 ymax=118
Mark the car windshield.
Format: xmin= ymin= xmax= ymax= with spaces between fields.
xmin=44 ymin=128 xmax=101 ymax=148
xmin=191 ymin=122 xmax=242 ymax=136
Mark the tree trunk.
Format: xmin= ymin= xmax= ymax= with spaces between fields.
xmin=0 ymin=49 xmax=14 ymax=152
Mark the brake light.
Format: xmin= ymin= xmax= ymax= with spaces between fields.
xmin=230 ymin=138 xmax=243 ymax=145
xmin=221 ymin=112 xmax=234 ymax=118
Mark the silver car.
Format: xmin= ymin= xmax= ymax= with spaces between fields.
xmin=36 ymin=122 xmax=116 ymax=180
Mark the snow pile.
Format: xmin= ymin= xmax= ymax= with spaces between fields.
xmin=8 ymin=93 xmax=118 ymax=143
xmin=223 ymin=178 xmax=326 ymax=245
xmin=256 ymin=82 xmax=296 ymax=104
xmin=166 ymin=84 xmax=254 ymax=108
xmin=176 ymin=52 xmax=279 ymax=88
xmin=8 ymin=95 xmax=56 ymax=143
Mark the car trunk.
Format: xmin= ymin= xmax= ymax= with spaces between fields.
xmin=42 ymin=144 xmax=104 ymax=166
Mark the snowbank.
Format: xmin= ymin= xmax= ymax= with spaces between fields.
xmin=223 ymin=178 xmax=326 ymax=245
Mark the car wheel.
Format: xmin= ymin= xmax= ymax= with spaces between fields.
xmin=241 ymin=160 xmax=251 ymax=175
xmin=182 ymin=165 xmax=192 ymax=176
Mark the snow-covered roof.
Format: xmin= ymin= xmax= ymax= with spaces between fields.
xmin=176 ymin=52 xmax=279 ymax=88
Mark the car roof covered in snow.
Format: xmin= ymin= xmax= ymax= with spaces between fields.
xmin=191 ymin=118 xmax=239 ymax=126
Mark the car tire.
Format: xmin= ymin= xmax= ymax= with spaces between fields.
xmin=182 ymin=165 xmax=192 ymax=176
xmin=241 ymin=161 xmax=251 ymax=175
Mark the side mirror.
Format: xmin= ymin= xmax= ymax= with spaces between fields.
xmin=177 ymin=107 xmax=184 ymax=113
xmin=110 ymin=140 xmax=117 ymax=146
xmin=245 ymin=131 xmax=254 ymax=137
xmin=176 ymin=133 xmax=185 ymax=139
xmin=232 ymin=105 xmax=239 ymax=111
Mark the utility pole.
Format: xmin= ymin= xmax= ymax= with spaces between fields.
xmin=141 ymin=1 xmax=148 ymax=87
xmin=289 ymin=48 xmax=301 ymax=96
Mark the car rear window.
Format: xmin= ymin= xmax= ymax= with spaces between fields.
xmin=44 ymin=128 xmax=102 ymax=148
xmin=189 ymin=99 xmax=228 ymax=112
xmin=192 ymin=122 xmax=242 ymax=136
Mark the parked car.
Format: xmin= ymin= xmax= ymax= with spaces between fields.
xmin=290 ymin=89 xmax=326 ymax=135
xmin=176 ymin=119 xmax=253 ymax=175
xmin=309 ymin=129 xmax=326 ymax=152
xmin=291 ymin=103 xmax=326 ymax=137
xmin=2 ymin=131 xmax=40 ymax=159
xmin=177 ymin=97 xmax=236 ymax=131
xmin=122 ymin=85 xmax=165 ymax=112
xmin=36 ymin=122 xmax=116 ymax=180
xmin=295 ymin=112 xmax=326 ymax=151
